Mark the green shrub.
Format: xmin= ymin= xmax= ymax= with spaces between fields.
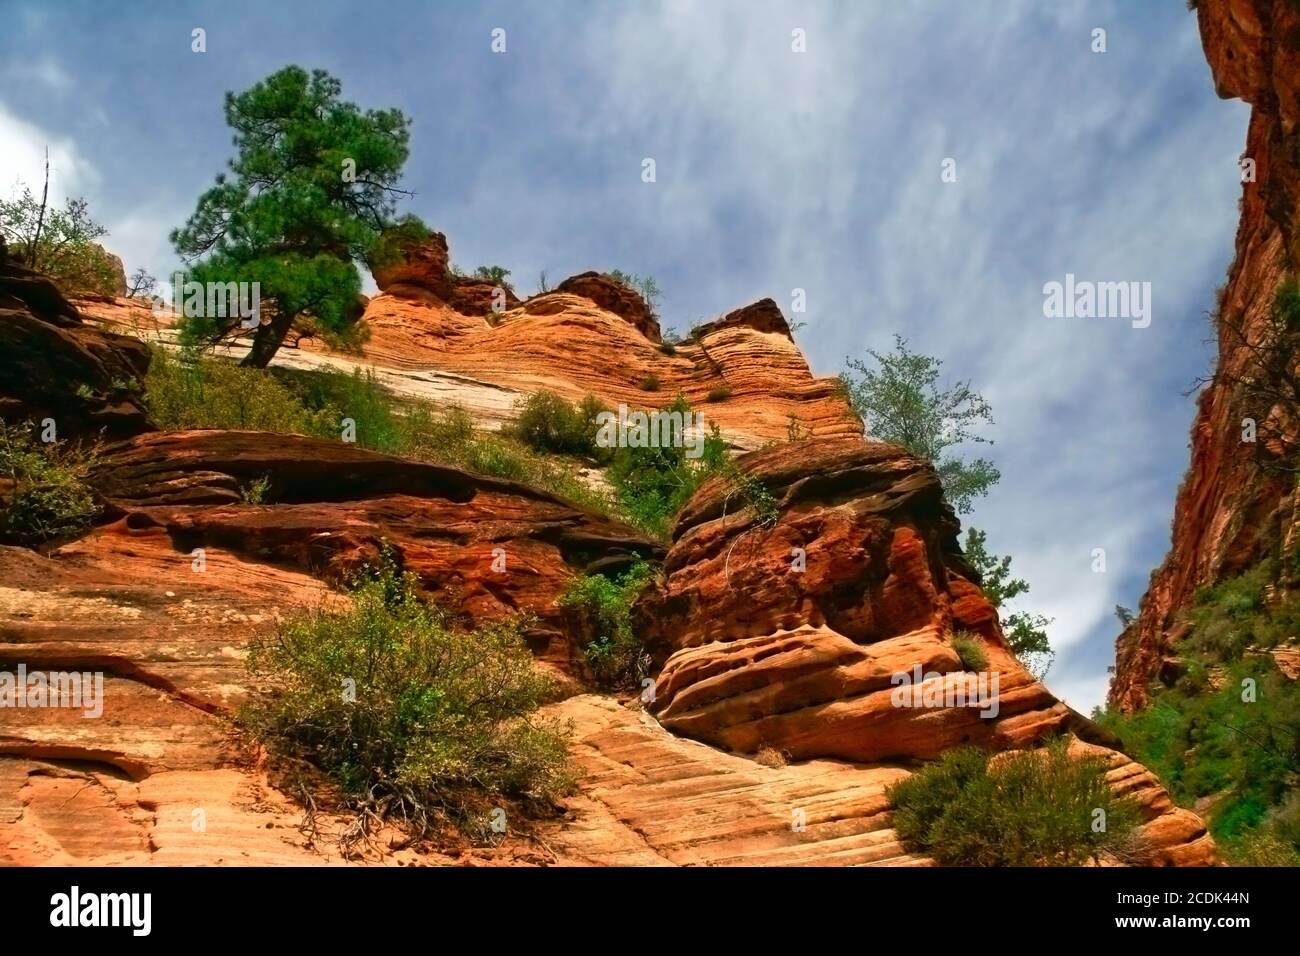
xmin=706 ymin=384 xmax=733 ymax=402
xmin=274 ymin=365 xmax=404 ymax=452
xmin=557 ymin=561 xmax=655 ymax=689
xmin=240 ymin=475 xmax=271 ymax=505
xmin=244 ymin=553 xmax=573 ymax=845
xmin=638 ymin=374 xmax=661 ymax=392
xmin=601 ymin=395 xmax=782 ymax=539
xmin=950 ymin=631 xmax=989 ymax=672
xmin=144 ymin=350 xmax=619 ymax=520
xmin=1097 ymin=561 xmax=1300 ymax=864
xmin=145 ymin=347 xmax=334 ymax=435
xmin=1272 ymin=276 xmax=1300 ymax=331
xmin=604 ymin=397 xmax=729 ymax=537
xmin=510 ymin=391 xmax=609 ymax=459
xmin=1224 ymin=829 xmax=1300 ymax=866
xmin=0 ymin=423 xmax=99 ymax=546
xmin=1098 ymin=658 xmax=1300 ymax=849
xmin=887 ymin=739 xmax=1143 ymax=866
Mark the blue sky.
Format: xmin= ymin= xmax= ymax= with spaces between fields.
xmin=0 ymin=0 xmax=1249 ymax=712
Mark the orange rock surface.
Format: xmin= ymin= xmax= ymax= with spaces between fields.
xmin=636 ymin=439 xmax=1216 ymax=864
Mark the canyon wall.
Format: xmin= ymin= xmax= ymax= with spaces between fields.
xmin=1111 ymin=0 xmax=1300 ymax=711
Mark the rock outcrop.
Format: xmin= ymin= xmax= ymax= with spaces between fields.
xmin=554 ymin=271 xmax=661 ymax=342
xmin=637 ymin=439 xmax=1216 ymax=864
xmin=0 ymin=245 xmax=153 ymax=439
xmin=347 ymin=287 xmax=859 ymax=449
xmin=0 ymin=425 xmax=661 ymax=865
xmin=86 ymin=429 xmax=661 ymax=665
xmin=541 ymin=694 xmax=928 ymax=866
xmin=369 ymin=227 xmax=521 ymax=316
xmin=1111 ymin=0 xmax=1300 ymax=711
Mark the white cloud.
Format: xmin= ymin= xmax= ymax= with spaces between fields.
xmin=0 ymin=101 xmax=97 ymax=206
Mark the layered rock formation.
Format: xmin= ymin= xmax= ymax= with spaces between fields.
xmin=87 ymin=429 xmax=662 ymax=665
xmin=637 ymin=439 xmax=1215 ymax=865
xmin=1111 ymin=0 xmax=1300 ymax=710
xmin=369 ymin=227 xmax=522 ymax=316
xmin=349 ymin=283 xmax=859 ymax=449
xmin=541 ymin=694 xmax=928 ymax=866
xmin=0 ymin=243 xmax=153 ymax=440
xmin=0 ymin=428 xmax=661 ymax=864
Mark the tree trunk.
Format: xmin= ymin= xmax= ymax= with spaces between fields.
xmin=30 ymin=148 xmax=50 ymax=269
xmin=239 ymin=309 xmax=293 ymax=368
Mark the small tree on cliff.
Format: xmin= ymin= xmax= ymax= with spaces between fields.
xmin=840 ymin=334 xmax=999 ymax=514
xmin=0 ymin=185 xmax=120 ymax=296
xmin=171 ymin=66 xmax=413 ymax=367
xmin=962 ymin=527 xmax=1054 ymax=679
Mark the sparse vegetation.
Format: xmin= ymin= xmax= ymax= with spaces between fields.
xmin=510 ymin=391 xmax=609 ymax=460
xmin=557 ymin=561 xmax=655 ymax=689
xmin=638 ymin=373 xmax=661 ymax=392
xmin=244 ymin=552 xmax=573 ymax=846
xmin=145 ymin=346 xmax=342 ymax=436
xmin=606 ymin=270 xmax=661 ymax=318
xmin=950 ymin=630 xmax=989 ymax=672
xmin=1209 ymin=275 xmax=1300 ymax=477
xmin=1095 ymin=561 xmax=1300 ymax=865
xmin=841 ymin=334 xmax=999 ymax=514
xmin=755 ymin=745 xmax=788 ymax=769
xmin=706 ymin=384 xmax=732 ymax=403
xmin=126 ymin=267 xmax=157 ymax=298
xmin=962 ymin=527 xmax=1054 ymax=679
xmin=887 ymin=739 xmax=1143 ymax=866
xmin=143 ymin=348 xmax=615 ymax=517
xmin=240 ymin=475 xmax=271 ymax=505
xmin=144 ymin=350 xmax=776 ymax=542
xmin=604 ymin=395 xmax=728 ymax=537
xmin=0 ymin=422 xmax=99 ymax=546
xmin=0 ymin=185 xmax=121 ymax=296
xmin=473 ymin=265 xmax=511 ymax=286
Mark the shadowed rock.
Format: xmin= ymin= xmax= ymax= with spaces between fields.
xmin=0 ymin=243 xmax=153 ymax=439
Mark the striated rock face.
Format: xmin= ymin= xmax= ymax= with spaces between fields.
xmin=86 ymin=429 xmax=661 ymax=664
xmin=541 ymin=694 xmax=929 ymax=866
xmin=555 ymin=271 xmax=660 ymax=342
xmin=1111 ymin=0 xmax=1300 ymax=711
xmin=693 ymin=298 xmax=793 ymax=340
xmin=74 ymin=229 xmax=859 ymax=448
xmin=0 ymin=250 xmax=153 ymax=439
xmin=349 ymin=288 xmax=860 ymax=448
xmin=637 ymin=439 xmax=1216 ymax=864
xmin=0 ymin=427 xmax=659 ymax=865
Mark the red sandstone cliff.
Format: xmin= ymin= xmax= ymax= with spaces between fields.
xmin=1111 ymin=0 xmax=1300 ymax=711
